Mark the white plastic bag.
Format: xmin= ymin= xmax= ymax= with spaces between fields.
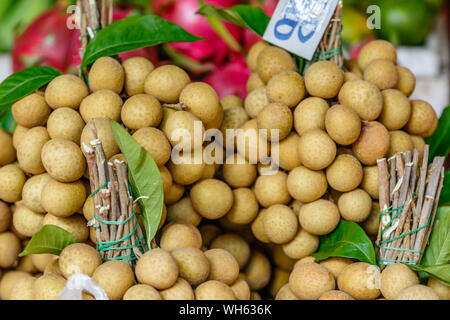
xmin=58 ymin=273 xmax=109 ymax=300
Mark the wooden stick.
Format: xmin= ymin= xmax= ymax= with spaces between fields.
xmin=376 ymin=158 xmax=389 ymax=257
xmin=412 ymin=145 xmax=430 ymax=244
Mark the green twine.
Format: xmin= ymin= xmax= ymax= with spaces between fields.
xmin=90 ymin=181 xmax=145 ymax=262
xmin=80 ymin=26 xmax=101 ymax=39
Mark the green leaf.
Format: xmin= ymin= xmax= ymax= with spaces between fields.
xmin=409 ymin=264 xmax=450 ymax=286
xmin=81 ymin=15 xmax=202 ymax=68
xmin=421 ymin=206 xmax=450 ymax=267
xmin=426 ymin=105 xmax=450 ymax=159
xmin=197 ymin=4 xmax=270 ymax=37
xmin=110 ymin=120 xmax=164 ymax=247
xmin=439 ymin=171 xmax=450 ymax=206
xmin=0 ymin=109 xmax=17 ymax=134
xmin=19 ymin=225 xmax=77 ymax=256
xmin=312 ymin=221 xmax=377 ymax=265
xmin=0 ymin=66 xmax=62 ymax=118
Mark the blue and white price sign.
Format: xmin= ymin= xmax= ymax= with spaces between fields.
xmin=263 ymin=0 xmax=339 ymax=60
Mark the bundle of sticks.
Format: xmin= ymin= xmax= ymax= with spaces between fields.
xmin=376 ymin=145 xmax=445 ymax=268
xmin=82 ymin=121 xmax=147 ymax=265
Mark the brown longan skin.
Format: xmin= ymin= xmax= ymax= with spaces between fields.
xmin=205 ymin=248 xmax=240 ymax=285
xmin=257 ymin=102 xmax=293 ymax=141
xmin=163 ymin=110 xmax=204 ymax=151
xmin=275 ymin=283 xmax=299 ymax=300
xmin=45 ymin=74 xmax=89 ymax=109
xmin=273 ymin=132 xmax=302 ymax=171
xmin=293 ymin=97 xmax=329 ymax=135
xmin=0 ymin=130 xmax=16 ymax=166
xmin=289 ymin=262 xmax=335 ymax=300
xmin=269 ymin=268 xmax=290 ymax=298
xmin=159 ymin=166 xmax=173 ymax=194
xmin=172 ymin=247 xmax=210 ymax=286
xmin=363 ymin=59 xmax=398 ymax=90
xmin=405 ymin=100 xmax=437 ymax=136
xmin=244 ymin=86 xmax=269 ymax=119
xmin=246 ymin=72 xmax=265 ymax=93
xmin=135 ymin=248 xmax=179 ymax=290
xmin=410 ymin=135 xmax=426 ymax=163
xmin=247 ymin=41 xmax=269 ymax=72
xmin=231 ymin=275 xmax=251 ymax=300
xmin=144 ymin=65 xmax=190 ymax=103
xmin=0 ymin=232 xmax=21 ymax=268
xmin=195 ymin=280 xmax=236 ymax=300
xmin=46 ymin=108 xmax=85 ymax=144
xmin=79 ymin=89 xmax=123 ymax=123
xmin=267 ymin=71 xmax=305 ymax=107
xmin=122 ymin=56 xmax=155 ymax=96
xmin=256 ymin=46 xmax=297 ymax=83
xmin=33 ymin=273 xmax=67 ymax=300
xmin=210 ymin=233 xmax=250 ymax=270
xmin=352 ymin=121 xmax=390 ymax=165
xmin=12 ymin=204 xmax=44 ymax=237
xmin=282 ymin=228 xmax=319 ymax=260
xmin=395 ymin=284 xmax=439 ymax=300
xmin=262 ymin=204 xmax=298 ymax=244
xmin=305 ymin=61 xmax=344 ymax=99
xmin=395 ymin=66 xmax=416 ymax=97
xmin=379 ymin=89 xmax=411 ymax=130
xmin=59 ymin=243 xmax=101 ymax=279
xmin=167 ymin=197 xmax=202 ymax=226
xmin=221 ymin=95 xmax=243 ymax=110
xmin=236 ymin=119 xmax=271 ymax=163
xmin=43 ymin=213 xmax=89 ymax=242
xmin=380 ymin=263 xmax=420 ymax=300
xmin=80 ymin=118 xmax=119 ymax=160
xmin=41 ymin=179 xmax=86 ymax=217
xmin=244 ymin=251 xmax=271 ymax=291
xmin=421 ymin=114 xmax=438 ymax=138
xmin=160 ymin=278 xmax=195 ymax=300
xmin=160 ymin=222 xmax=202 ymax=252
xmin=325 ymin=104 xmax=361 ymax=146
xmin=338 ymin=80 xmax=383 ymax=121
xmin=12 ymin=93 xmax=51 ymax=128
xmin=167 ymin=154 xmax=205 ymax=186
xmin=357 ymin=40 xmax=397 ymax=71
xmin=17 ymin=126 xmax=50 ymax=174
xmin=92 ymin=260 xmax=135 ymax=300
xmin=254 ymin=171 xmax=291 ymax=208
xmin=0 ymin=201 xmax=12 ymax=232
xmin=361 ymin=166 xmax=379 ymax=199
xmin=223 ymin=154 xmax=257 ymax=188
xmin=338 ymin=188 xmax=372 ymax=222
xmin=427 ymin=277 xmax=450 ymax=300
xmin=362 ymin=201 xmax=380 ymax=236
xmin=271 ymin=245 xmax=296 ymax=272
xmin=251 ymin=209 xmax=271 ymax=244
xmin=388 ymin=130 xmax=414 ymax=157
xmin=297 ymin=129 xmax=336 ymax=171
xmin=0 ymin=164 xmax=26 ymax=203
xmin=191 ymin=179 xmax=234 ymax=220
xmin=319 ymin=290 xmax=355 ymax=300
xmin=299 ymin=199 xmax=340 ymax=236
xmin=164 ymin=183 xmax=185 ymax=205
xmin=337 ymin=262 xmax=381 ymax=300
xmin=326 ymin=154 xmax=363 ymax=192
xmin=132 ymin=127 xmax=171 ymax=167
xmin=32 ymin=253 xmax=57 ymax=272
xmin=123 ymin=284 xmax=162 ymax=300
xmin=89 ymin=57 xmax=125 ymax=94
xmin=12 ymin=125 xmax=28 ymax=149
xmin=319 ymin=257 xmax=354 ymax=279
xmin=226 ymin=188 xmax=259 ymax=225
xmin=287 ymin=166 xmax=327 ymax=203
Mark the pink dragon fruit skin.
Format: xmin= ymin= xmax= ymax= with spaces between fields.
xmin=244 ymin=0 xmax=278 ymax=50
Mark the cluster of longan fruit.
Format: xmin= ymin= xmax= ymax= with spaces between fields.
xmin=0 ymin=37 xmax=446 ymax=300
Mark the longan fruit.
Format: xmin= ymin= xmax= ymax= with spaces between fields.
xmin=210 ymin=233 xmax=250 ymax=269
xmin=205 ymin=248 xmax=240 ymax=285
xmin=271 ymin=245 xmax=296 ymax=272
xmin=80 ymin=90 xmax=123 ymax=123
xmin=82 ymin=196 xmax=94 ymax=221
xmin=160 ymin=278 xmax=195 ymax=300
xmin=410 ymin=135 xmax=426 ymax=163
xmin=269 ymin=268 xmax=290 ymax=297
xmin=257 ymin=102 xmax=293 ymax=141
xmin=163 ymin=110 xmax=205 ymax=151
xmin=220 ymin=95 xmax=243 ymax=110
xmin=180 ymin=82 xmax=222 ymax=129
xmin=221 ymin=106 xmax=249 ymax=149
xmin=167 ymin=197 xmax=202 ymax=226
xmin=338 ymin=189 xmax=372 ymax=223
xmin=293 ymin=97 xmax=329 ymax=135
xmin=319 ymin=290 xmax=355 ymax=300
xmin=246 ymin=72 xmax=265 ymax=93
xmin=17 ymin=126 xmax=50 ymax=174
xmin=172 ymin=247 xmax=210 ymax=286
xmin=0 ymin=130 xmax=15 ymax=166
xmin=164 ymin=183 xmax=184 ymax=205
xmin=244 ymin=86 xmax=269 ymax=119
xmin=298 ymin=129 xmax=336 ymax=170
xmin=275 ymin=283 xmax=299 ymax=300
xmin=362 ymin=201 xmax=380 ymax=236
xmin=357 ymin=40 xmax=397 ymax=71
xmin=8 ymin=275 xmax=35 ymax=300
xmin=46 ymin=108 xmax=85 ymax=144
xmin=380 ymin=263 xmax=420 ymax=300
xmin=305 ymin=61 xmax=344 ymax=98
xmin=361 ymin=166 xmax=379 ymax=199
xmin=289 ymin=262 xmax=335 ymax=300
xmin=236 ymin=119 xmax=271 ymax=163
xmin=222 ymin=154 xmax=257 ymax=188
xmin=257 ymin=46 xmax=297 ymax=82
xmin=287 ymin=166 xmax=328 ymax=203
xmin=12 ymin=125 xmax=28 ymax=149
xmin=167 ymin=154 xmax=205 ymax=186
xmin=160 ymin=222 xmax=202 ymax=251
xmin=244 ymin=251 xmax=271 ymax=290
xmin=199 ymin=224 xmax=221 ymax=247
xmin=254 ymin=171 xmax=291 ymax=208
xmin=344 ymin=72 xmax=361 ymax=82
xmin=405 ymin=100 xmax=437 ymax=136
xmin=17 ymin=253 xmax=37 ymax=274
xmin=379 ymin=89 xmax=411 ymax=130
xmin=226 ymin=188 xmax=258 ymax=225
xmin=421 ymin=114 xmax=438 ymax=138
xmin=43 ymin=213 xmax=89 ymax=242
xmin=41 ymin=138 xmax=86 ymax=182
xmin=0 ymin=232 xmax=21 ymax=268
xmin=395 ymin=284 xmax=439 ymax=300
xmin=250 ymin=291 xmax=262 ymax=300
xmin=33 ymin=273 xmax=66 ymax=300
xmin=262 ymin=204 xmax=297 ymax=244
xmin=317 ymin=258 xmax=351 ymax=281
xmin=122 ymin=56 xmax=155 ymax=96
xmin=191 ymin=179 xmax=234 ymax=220
xmin=267 ymin=71 xmax=305 ymax=107
xmin=0 ymin=271 xmax=32 ymax=300
xmin=144 ymin=65 xmax=190 ymax=103
xmin=388 ymin=130 xmax=413 ymax=157
xmin=89 ymin=56 xmax=125 ymax=94
xmin=247 ymin=41 xmax=269 ymax=71
xmin=338 ymin=80 xmax=383 ymax=120
xmin=352 ymin=121 xmax=390 ymax=165
xmin=12 ymin=205 xmax=44 ymax=237
xmin=231 ymin=274 xmax=251 ymax=300
xmin=12 ymin=93 xmax=51 ymax=128
xmin=45 ymin=74 xmax=89 ymax=109
xmin=363 ymin=59 xmax=398 ymax=90
xmin=427 ymin=277 xmax=450 ymax=300
xmin=41 ymin=179 xmax=86 ymax=217
xmin=59 ymin=243 xmax=101 ymax=278
xmin=337 ymin=262 xmax=381 ymax=300
xmin=325 ymin=104 xmax=361 ymax=145
xmin=133 ymin=127 xmax=171 ymax=166
xmin=122 ymin=284 xmax=162 ymax=300
xmin=195 ymin=280 xmax=236 ymax=300
xmin=282 ymin=228 xmax=319 ymax=260
xmin=251 ymin=209 xmax=271 ymax=244
xmin=273 ymin=132 xmax=301 ymax=171
xmin=395 ymin=66 xmax=416 ymax=97
xmin=0 ymin=164 xmax=26 ymax=203
xmin=92 ymin=260 xmax=135 ymax=300
xmin=80 ymin=118 xmax=119 ymax=160
xmin=135 ymin=248 xmax=179 ymax=290
xmin=32 ymin=253 xmax=57 ymax=272
xmin=0 ymin=201 xmax=12 ymax=232
xmin=299 ymin=199 xmax=340 ymax=236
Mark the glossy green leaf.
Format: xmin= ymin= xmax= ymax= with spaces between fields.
xmin=0 ymin=109 xmax=17 ymax=134
xmin=110 ymin=120 xmax=164 ymax=247
xmin=197 ymin=4 xmax=270 ymax=37
xmin=426 ymin=106 xmax=450 ymax=160
xmin=312 ymin=221 xmax=377 ymax=265
xmin=439 ymin=171 xmax=450 ymax=206
xmin=409 ymin=264 xmax=450 ymax=286
xmin=19 ymin=225 xmax=77 ymax=256
xmin=421 ymin=206 xmax=450 ymax=267
xmin=0 ymin=66 xmax=62 ymax=118
xmin=81 ymin=15 xmax=202 ymax=68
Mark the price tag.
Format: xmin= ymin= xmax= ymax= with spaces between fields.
xmin=263 ymin=0 xmax=339 ymax=60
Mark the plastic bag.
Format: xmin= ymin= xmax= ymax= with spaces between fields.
xmin=58 ymin=273 xmax=109 ymax=300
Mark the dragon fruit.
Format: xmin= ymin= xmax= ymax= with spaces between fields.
xmin=244 ymin=0 xmax=278 ymax=50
